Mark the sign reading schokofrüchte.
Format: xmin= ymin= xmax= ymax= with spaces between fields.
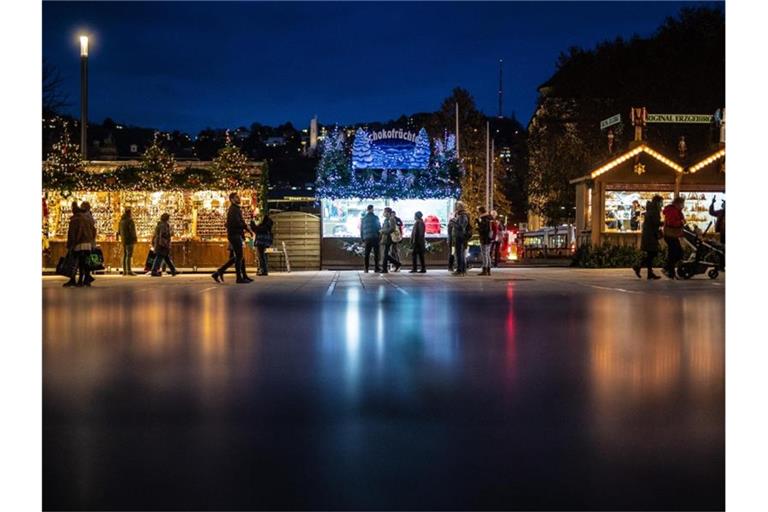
xmin=647 ymin=113 xmax=713 ymax=124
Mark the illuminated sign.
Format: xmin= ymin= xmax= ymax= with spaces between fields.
xmin=647 ymin=114 xmax=713 ymax=124
xmin=352 ymin=127 xmax=431 ymax=170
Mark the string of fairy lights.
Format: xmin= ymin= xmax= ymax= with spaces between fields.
xmin=42 ymin=127 xmax=261 ymax=193
xmin=315 ymin=127 xmax=462 ymax=200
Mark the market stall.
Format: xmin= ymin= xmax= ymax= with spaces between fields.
xmin=315 ymin=127 xmax=462 ymax=268
xmin=571 ymin=142 xmax=725 ymax=247
xmin=42 ymin=129 xmax=266 ymax=270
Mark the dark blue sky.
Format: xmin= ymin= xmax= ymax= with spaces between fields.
xmin=43 ymin=1 xmax=716 ymax=134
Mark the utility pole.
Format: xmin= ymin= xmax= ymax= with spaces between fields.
xmin=455 ymin=102 xmax=460 ymax=159
xmin=485 ymin=121 xmax=490 ymax=211
xmin=490 ymin=137 xmax=495 ymax=212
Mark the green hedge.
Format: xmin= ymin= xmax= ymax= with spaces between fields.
xmin=571 ymin=244 xmax=672 ymax=268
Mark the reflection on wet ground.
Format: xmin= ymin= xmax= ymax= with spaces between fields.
xmin=43 ymin=269 xmax=724 ymax=510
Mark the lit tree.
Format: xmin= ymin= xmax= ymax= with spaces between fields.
xmin=412 ymin=127 xmax=431 ymax=168
xmin=139 ymin=132 xmax=176 ymax=188
xmin=212 ymin=130 xmax=251 ymax=188
xmin=43 ymin=122 xmax=84 ymax=194
xmin=351 ymin=128 xmax=373 ymax=169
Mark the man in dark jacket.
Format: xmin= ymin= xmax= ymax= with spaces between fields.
xmin=118 ymin=208 xmax=138 ymax=276
xmin=476 ymin=206 xmax=493 ymax=276
xmin=451 ymin=201 xmax=470 ymax=276
xmin=633 ymin=195 xmax=663 ymax=280
xmin=409 ymin=211 xmax=427 ymax=273
xmin=360 ymin=205 xmax=381 ymax=273
xmin=212 ymin=192 xmax=253 ymax=283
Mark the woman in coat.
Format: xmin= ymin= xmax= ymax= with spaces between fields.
xmin=251 ymin=213 xmax=274 ymax=276
xmin=64 ymin=202 xmax=95 ymax=287
xmin=150 ymin=213 xmax=178 ymax=276
xmin=633 ymin=195 xmax=663 ymax=280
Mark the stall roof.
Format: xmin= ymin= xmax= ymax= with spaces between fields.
xmin=570 ymin=143 xmax=688 ymax=184
xmin=689 ymin=148 xmax=726 ymax=173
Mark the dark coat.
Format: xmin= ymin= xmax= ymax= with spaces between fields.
xmin=360 ymin=212 xmax=381 ymax=241
xmin=152 ymin=220 xmax=172 ymax=256
xmin=66 ymin=212 xmax=95 ymax=250
xmin=451 ymin=211 xmax=469 ymax=240
xmin=118 ymin=214 xmax=137 ymax=245
xmin=411 ymin=218 xmax=426 ymax=250
xmin=476 ymin=214 xmax=493 ymax=244
xmin=226 ymin=203 xmax=248 ymax=237
xmin=641 ymin=201 xmax=662 ymax=252
xmin=252 ymin=216 xmax=274 ymax=247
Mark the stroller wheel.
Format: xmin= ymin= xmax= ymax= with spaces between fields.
xmin=708 ymin=269 xmax=719 ymax=280
xmin=677 ymin=264 xmax=693 ymax=280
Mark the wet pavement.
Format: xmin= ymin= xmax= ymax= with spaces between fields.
xmin=43 ymin=269 xmax=725 ymax=510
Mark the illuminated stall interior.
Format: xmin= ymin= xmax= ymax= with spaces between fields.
xmin=43 ymin=160 xmax=264 ymax=269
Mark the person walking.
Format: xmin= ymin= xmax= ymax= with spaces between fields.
xmin=662 ymin=196 xmax=686 ymax=279
xmin=709 ymin=196 xmax=725 ymax=245
xmin=360 ymin=204 xmax=381 ymax=273
xmin=212 ymin=192 xmax=253 ymax=283
xmin=150 ymin=213 xmax=178 ymax=277
xmin=63 ymin=202 xmax=94 ymax=287
xmin=476 ymin=206 xmax=493 ymax=276
xmin=78 ymin=201 xmax=97 ymax=286
xmin=251 ymin=213 xmax=274 ymax=276
xmin=390 ymin=210 xmax=404 ymax=271
xmin=452 ymin=201 xmax=470 ymax=276
xmin=447 ymin=213 xmax=456 ymax=272
xmin=410 ymin=211 xmax=427 ymax=273
xmin=380 ymin=207 xmax=401 ymax=273
xmin=633 ymin=195 xmax=663 ymax=280
xmin=118 ymin=207 xmax=137 ymax=276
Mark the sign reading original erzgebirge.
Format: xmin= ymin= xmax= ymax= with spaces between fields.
xmin=647 ymin=113 xmax=713 ymax=124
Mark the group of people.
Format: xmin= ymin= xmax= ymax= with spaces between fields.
xmin=633 ymin=195 xmax=725 ymax=280
xmin=210 ymin=192 xmax=274 ymax=284
xmin=62 ymin=201 xmax=97 ymax=287
xmin=360 ymin=201 xmax=506 ymax=276
xmin=62 ymin=192 xmax=274 ymax=287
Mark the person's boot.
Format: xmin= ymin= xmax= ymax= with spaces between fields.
xmin=648 ymin=272 xmax=661 ymax=280
xmin=62 ymin=278 xmax=77 ymax=287
xmin=211 ymin=271 xmax=223 ymax=283
xmin=409 ymin=267 xmax=417 ymax=273
xmin=632 ymin=265 xmax=642 ymax=279
xmin=486 ymin=266 xmax=491 ymax=276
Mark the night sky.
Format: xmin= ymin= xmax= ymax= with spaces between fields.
xmin=43 ymin=1 xmax=712 ymax=134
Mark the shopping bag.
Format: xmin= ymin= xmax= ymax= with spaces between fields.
xmin=56 ymin=251 xmax=78 ymax=278
xmin=88 ymin=247 xmax=105 ymax=271
xmin=144 ymin=249 xmax=156 ymax=273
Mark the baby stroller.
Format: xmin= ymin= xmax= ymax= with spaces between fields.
xmin=676 ymin=222 xmax=725 ymax=279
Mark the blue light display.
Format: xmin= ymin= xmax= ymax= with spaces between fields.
xmin=352 ymin=127 xmax=430 ymax=170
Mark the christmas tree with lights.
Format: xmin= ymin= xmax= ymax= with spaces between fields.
xmin=351 ymin=128 xmax=373 ymax=169
xmin=139 ymin=132 xmax=176 ymax=188
xmin=212 ymin=130 xmax=251 ymax=188
xmin=43 ymin=122 xmax=84 ymax=194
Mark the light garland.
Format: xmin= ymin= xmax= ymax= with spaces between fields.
xmin=688 ymin=149 xmax=726 ymax=173
xmin=590 ymin=144 xmax=683 ymax=179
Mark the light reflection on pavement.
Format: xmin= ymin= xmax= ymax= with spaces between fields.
xmin=43 ymin=269 xmax=724 ymax=510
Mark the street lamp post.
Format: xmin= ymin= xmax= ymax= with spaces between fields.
xmin=79 ymin=35 xmax=89 ymax=160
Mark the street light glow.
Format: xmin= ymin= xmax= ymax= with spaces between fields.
xmin=80 ymin=35 xmax=89 ymax=57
